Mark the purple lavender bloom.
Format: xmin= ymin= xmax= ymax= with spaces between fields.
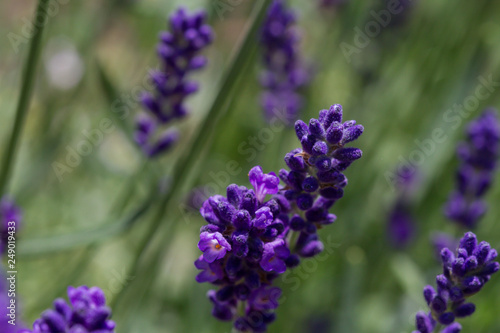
xmin=279 ymin=104 xmax=363 ymax=256
xmin=259 ymin=0 xmax=310 ymax=125
xmin=260 ymin=239 xmax=290 ymax=273
xmin=23 ymin=286 xmax=115 ymax=333
xmin=444 ymin=109 xmax=500 ymax=228
xmin=135 ymin=7 xmax=213 ymax=157
xmin=0 ymin=196 xmax=22 ymax=254
xmin=248 ymin=286 xmax=281 ymax=311
xmin=249 ymin=166 xmax=280 ymax=203
xmin=413 ymin=232 xmax=499 ymax=332
xmin=195 ymin=255 xmax=225 ymax=283
xmin=196 ymin=105 xmax=363 ymax=331
xmin=196 ymin=168 xmax=289 ymax=331
xmin=387 ymin=203 xmax=415 ymax=248
xmin=198 ymin=231 xmax=232 ymax=263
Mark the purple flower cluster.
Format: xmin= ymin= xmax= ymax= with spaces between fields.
xmin=413 ymin=232 xmax=499 ymax=333
xmin=259 ymin=0 xmax=310 ymax=125
xmin=22 ymin=286 xmax=115 ymax=333
xmin=196 ymin=105 xmax=363 ymax=331
xmin=196 ymin=166 xmax=286 ymax=331
xmin=135 ymin=7 xmax=213 ymax=157
xmin=0 ymin=196 xmax=22 ymax=254
xmin=444 ymin=109 xmax=499 ymax=228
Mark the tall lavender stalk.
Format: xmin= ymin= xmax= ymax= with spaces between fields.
xmin=259 ymin=0 xmax=310 ymax=125
xmin=135 ymin=7 xmax=213 ymax=157
xmin=444 ymin=109 xmax=500 ymax=228
xmin=195 ymin=104 xmax=363 ymax=332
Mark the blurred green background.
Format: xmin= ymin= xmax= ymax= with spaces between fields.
xmin=1 ymin=0 xmax=500 ymax=332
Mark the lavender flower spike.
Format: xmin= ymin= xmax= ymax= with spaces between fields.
xmin=0 ymin=196 xmax=22 ymax=255
xmin=135 ymin=7 xmax=213 ymax=157
xmin=259 ymin=0 xmax=310 ymax=125
xmin=22 ymin=285 xmax=116 ymax=333
xmin=281 ymin=104 xmax=363 ymax=258
xmin=196 ymin=105 xmax=363 ymax=332
xmin=444 ymin=109 xmax=500 ymax=228
xmin=413 ymin=232 xmax=499 ymax=333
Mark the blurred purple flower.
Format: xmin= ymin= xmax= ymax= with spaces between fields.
xmin=259 ymin=0 xmax=310 ymax=125
xmin=444 ymin=109 xmax=500 ymax=228
xmin=195 ymin=105 xmax=363 ymax=332
xmin=135 ymin=7 xmax=213 ymax=157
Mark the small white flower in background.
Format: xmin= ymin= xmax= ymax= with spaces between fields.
xmin=44 ymin=37 xmax=84 ymax=90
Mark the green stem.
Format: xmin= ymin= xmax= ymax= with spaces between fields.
xmin=0 ymin=0 xmax=50 ymax=196
xmin=111 ymin=0 xmax=272 ymax=309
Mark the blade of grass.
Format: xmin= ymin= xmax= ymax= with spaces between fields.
xmin=95 ymin=60 xmax=137 ymax=146
xmin=0 ymin=0 xmax=50 ymax=196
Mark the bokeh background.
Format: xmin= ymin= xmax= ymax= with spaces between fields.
xmin=1 ymin=0 xmax=500 ymax=332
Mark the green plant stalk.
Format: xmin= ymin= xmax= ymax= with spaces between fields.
xmin=111 ymin=0 xmax=272 ymax=309
xmin=0 ymin=0 xmax=50 ymax=196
